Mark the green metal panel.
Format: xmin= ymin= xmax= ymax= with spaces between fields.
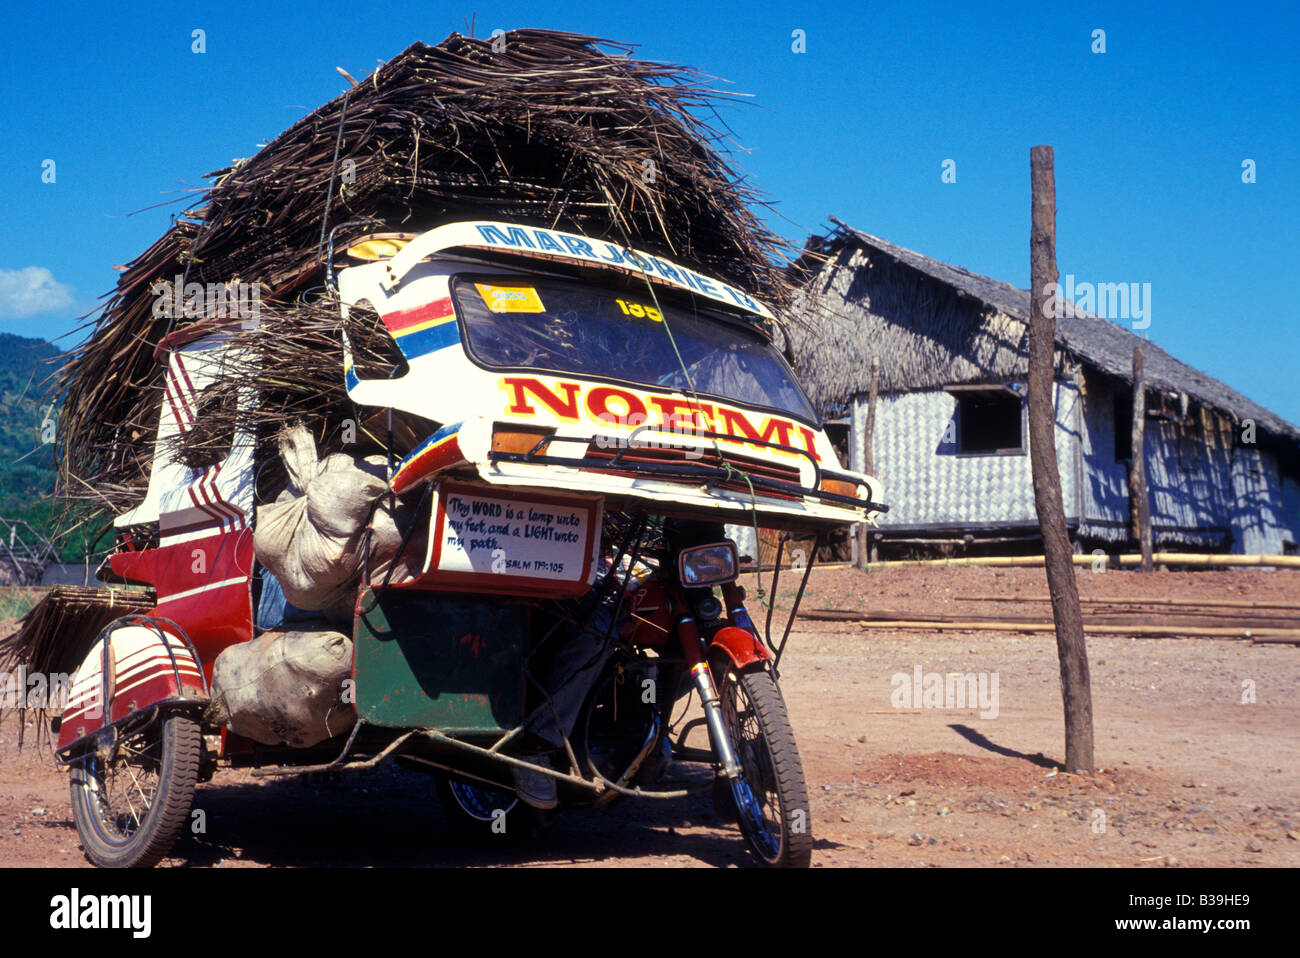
xmin=353 ymin=589 xmax=527 ymax=732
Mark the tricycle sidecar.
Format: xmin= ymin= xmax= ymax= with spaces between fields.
xmin=55 ymin=221 xmax=885 ymax=867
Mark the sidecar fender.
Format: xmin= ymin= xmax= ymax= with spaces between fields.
xmin=56 ymin=616 xmax=208 ymax=760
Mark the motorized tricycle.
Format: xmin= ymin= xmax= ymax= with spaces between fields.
xmin=52 ymin=220 xmax=886 ymax=867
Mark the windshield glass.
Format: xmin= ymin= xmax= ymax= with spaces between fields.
xmin=452 ymin=274 xmax=816 ymax=422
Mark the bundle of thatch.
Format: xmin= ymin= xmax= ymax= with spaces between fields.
xmin=153 ymin=293 xmax=402 ymax=475
xmin=0 ymin=585 xmax=155 ymax=748
xmin=54 ymin=29 xmax=792 ymax=526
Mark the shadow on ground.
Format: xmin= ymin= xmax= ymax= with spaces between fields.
xmin=947 ymin=724 xmax=1061 ymax=770
xmin=171 ymin=764 xmax=759 ymax=867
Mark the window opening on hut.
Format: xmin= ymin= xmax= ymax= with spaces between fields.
xmin=1114 ymin=391 xmax=1133 ymax=462
xmin=823 ymin=420 xmax=850 ymax=466
xmin=953 ymin=389 xmax=1024 ymax=455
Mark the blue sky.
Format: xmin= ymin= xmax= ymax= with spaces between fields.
xmin=2 ymin=0 xmax=1296 ymax=422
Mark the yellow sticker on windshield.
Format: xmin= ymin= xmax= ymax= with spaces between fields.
xmin=476 ymin=283 xmax=545 ymax=313
xmin=614 ymin=298 xmax=663 ymax=322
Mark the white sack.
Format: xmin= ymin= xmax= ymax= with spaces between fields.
xmin=206 ymin=629 xmax=355 ymax=747
xmin=254 ymin=425 xmax=388 ymax=617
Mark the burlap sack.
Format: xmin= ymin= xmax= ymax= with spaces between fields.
xmin=253 ymin=425 xmax=388 ymax=617
xmin=205 ymin=629 xmax=355 ymax=747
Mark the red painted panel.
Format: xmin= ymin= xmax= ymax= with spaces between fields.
xmin=109 ymin=528 xmax=255 ymax=676
xmin=57 ymin=628 xmax=207 ymax=750
xmin=384 ymin=296 xmax=454 ymax=335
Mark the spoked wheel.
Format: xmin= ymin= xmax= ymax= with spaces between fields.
xmin=69 ymin=711 xmax=201 ymax=868
xmin=434 ymin=774 xmax=547 ymax=840
xmin=715 ymin=664 xmax=812 ymax=867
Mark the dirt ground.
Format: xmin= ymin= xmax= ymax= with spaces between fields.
xmin=2 ymin=565 xmax=1297 ymax=868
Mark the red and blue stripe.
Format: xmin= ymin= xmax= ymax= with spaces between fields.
xmin=383 ymin=296 xmax=460 ymax=358
xmin=391 ymin=421 xmax=466 ymax=493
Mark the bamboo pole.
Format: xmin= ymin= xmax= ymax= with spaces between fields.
xmin=1030 ymin=144 xmax=1093 ymax=775
xmin=843 ymin=619 xmax=1300 ymax=639
xmin=859 ymin=552 xmax=1300 ymax=570
xmin=801 ymin=606 xmax=1300 ymax=629
xmin=864 ymin=355 xmax=879 ymax=475
xmin=857 ymin=356 xmax=879 ymax=570
xmin=1121 ymin=553 xmax=1300 ymax=567
xmin=955 ymin=594 xmax=1300 ymax=610
xmin=802 ymin=606 xmax=1300 ymax=626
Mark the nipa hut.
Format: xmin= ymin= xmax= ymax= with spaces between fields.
xmin=786 ymin=219 xmax=1300 ymax=560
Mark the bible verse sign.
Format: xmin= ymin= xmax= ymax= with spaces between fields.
xmin=430 ymin=483 xmax=600 ymax=593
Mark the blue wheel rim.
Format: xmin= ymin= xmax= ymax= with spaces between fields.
xmin=449 ymin=780 xmax=518 ymax=821
xmin=731 ymin=777 xmax=781 ymax=859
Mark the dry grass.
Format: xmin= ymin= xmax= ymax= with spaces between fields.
xmin=51 ymin=29 xmax=795 ymax=533
xmin=0 ymin=587 xmax=47 ymax=627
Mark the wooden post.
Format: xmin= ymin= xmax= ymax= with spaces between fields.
xmin=864 ymin=356 xmax=879 ymax=474
xmin=857 ymin=356 xmax=880 ymax=569
xmin=1029 ymin=145 xmax=1094 ymax=776
xmin=1129 ymin=345 xmax=1153 ymax=571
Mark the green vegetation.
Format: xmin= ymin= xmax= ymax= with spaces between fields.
xmin=0 ymin=585 xmax=47 ymax=623
xmin=0 ymin=332 xmax=88 ymax=563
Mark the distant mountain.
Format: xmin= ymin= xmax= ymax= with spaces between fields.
xmin=0 ymin=333 xmax=70 ymax=559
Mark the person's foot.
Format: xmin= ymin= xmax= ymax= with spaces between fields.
xmin=512 ymin=754 xmax=558 ymax=809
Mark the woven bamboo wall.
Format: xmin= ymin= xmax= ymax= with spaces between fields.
xmin=727 ymin=522 xmax=758 ymax=564
xmin=857 ymin=382 xmax=1082 ymax=531
xmin=1077 ymin=376 xmax=1129 ymax=540
xmin=1145 ymin=412 xmax=1233 ymax=546
xmin=1079 ymin=368 xmax=1247 ymax=547
xmin=725 ymin=524 xmax=830 ymax=569
xmin=1281 ymin=475 xmax=1300 ymax=553
xmin=1231 ymin=446 xmax=1300 ymax=553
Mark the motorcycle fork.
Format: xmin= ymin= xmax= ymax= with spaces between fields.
xmin=722 ymin=582 xmax=757 ymax=634
xmin=676 ymin=615 xmax=741 ymax=779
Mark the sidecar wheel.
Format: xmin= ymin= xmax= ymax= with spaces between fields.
xmin=69 ymin=711 xmax=202 ymax=868
xmin=715 ymin=666 xmax=813 ymax=867
xmin=434 ymin=774 xmax=548 ymax=840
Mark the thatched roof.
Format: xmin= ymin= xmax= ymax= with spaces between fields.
xmin=789 ymin=219 xmax=1300 ymax=445
xmin=52 ymin=29 xmax=794 ymax=523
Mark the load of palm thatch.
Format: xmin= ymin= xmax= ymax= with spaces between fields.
xmin=53 ymin=28 xmax=793 ymax=529
xmin=0 ymin=585 xmax=155 ymax=748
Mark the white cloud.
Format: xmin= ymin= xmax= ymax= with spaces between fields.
xmin=0 ymin=266 xmax=76 ymax=318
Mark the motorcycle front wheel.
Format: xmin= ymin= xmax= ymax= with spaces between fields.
xmin=714 ymin=664 xmax=813 ymax=867
xmin=69 ymin=711 xmax=201 ymax=868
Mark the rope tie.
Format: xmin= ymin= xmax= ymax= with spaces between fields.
xmin=604 ymin=214 xmax=772 ymax=610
